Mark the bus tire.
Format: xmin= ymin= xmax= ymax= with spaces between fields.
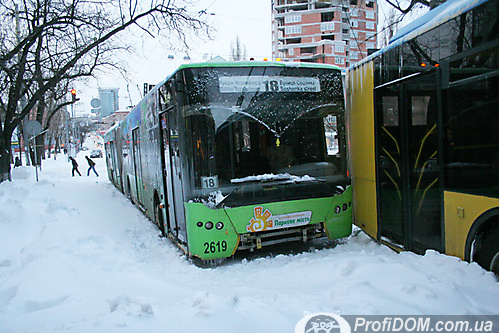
xmin=473 ymin=226 xmax=499 ymax=276
xmin=154 ymin=197 xmax=166 ymax=237
xmin=127 ymin=178 xmax=135 ymax=204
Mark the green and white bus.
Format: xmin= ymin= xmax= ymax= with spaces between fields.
xmin=105 ymin=61 xmax=352 ymax=262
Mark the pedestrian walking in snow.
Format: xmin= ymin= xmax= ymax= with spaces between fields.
xmin=69 ymin=156 xmax=81 ymax=176
xmin=86 ymin=156 xmax=99 ymax=177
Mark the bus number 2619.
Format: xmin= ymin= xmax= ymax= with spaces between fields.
xmin=204 ymin=241 xmax=228 ymax=254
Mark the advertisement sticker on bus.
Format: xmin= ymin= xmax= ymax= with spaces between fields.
xmin=246 ymin=206 xmax=312 ymax=232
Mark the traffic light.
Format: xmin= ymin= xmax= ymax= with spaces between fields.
xmin=70 ymin=89 xmax=77 ymax=102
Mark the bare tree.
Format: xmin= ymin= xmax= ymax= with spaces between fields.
xmin=0 ymin=0 xmax=211 ymax=182
xmin=35 ymin=79 xmax=78 ymax=162
xmin=384 ymin=0 xmax=446 ymax=14
xmin=230 ymin=36 xmax=247 ymax=61
xmin=380 ymin=8 xmax=402 ymax=48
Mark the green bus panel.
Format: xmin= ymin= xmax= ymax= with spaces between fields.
xmin=185 ymin=186 xmax=352 ymax=260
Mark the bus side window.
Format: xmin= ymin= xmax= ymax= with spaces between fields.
xmin=159 ymin=84 xmax=172 ymax=111
xmin=324 ymin=115 xmax=338 ymax=156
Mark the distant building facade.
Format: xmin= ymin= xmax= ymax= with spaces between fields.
xmin=98 ymin=88 xmax=119 ymax=118
xmin=272 ymin=0 xmax=378 ymax=67
xmin=98 ymin=110 xmax=129 ymax=134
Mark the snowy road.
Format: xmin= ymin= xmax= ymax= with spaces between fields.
xmin=0 ymin=149 xmax=498 ymax=332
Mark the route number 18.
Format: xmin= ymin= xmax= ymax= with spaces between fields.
xmin=201 ymin=176 xmax=219 ymax=189
xmin=265 ymin=80 xmax=279 ymax=92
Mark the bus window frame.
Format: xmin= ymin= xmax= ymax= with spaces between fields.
xmin=440 ymin=39 xmax=499 ymax=86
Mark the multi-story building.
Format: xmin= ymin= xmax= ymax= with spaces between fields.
xmin=98 ymin=110 xmax=130 ymax=134
xmin=272 ymin=0 xmax=378 ymax=67
xmin=98 ymin=88 xmax=119 ymax=118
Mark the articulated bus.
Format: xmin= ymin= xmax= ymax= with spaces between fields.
xmin=104 ymin=61 xmax=352 ymax=262
xmin=347 ymin=0 xmax=499 ymax=274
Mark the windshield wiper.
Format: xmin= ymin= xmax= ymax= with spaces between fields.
xmin=215 ymin=176 xmax=290 ymax=209
xmin=214 ymin=175 xmax=324 ymax=209
xmin=215 ymin=184 xmax=242 ymax=209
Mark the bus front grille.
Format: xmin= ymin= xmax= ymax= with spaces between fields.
xmin=237 ymin=223 xmax=326 ymax=251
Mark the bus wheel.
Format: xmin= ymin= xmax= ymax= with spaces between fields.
xmin=491 ymin=252 xmax=499 ymax=277
xmin=154 ymin=200 xmax=166 ymax=237
xmin=127 ymin=178 xmax=134 ymax=204
xmin=473 ymin=227 xmax=499 ymax=276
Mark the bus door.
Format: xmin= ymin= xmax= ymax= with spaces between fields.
xmin=405 ymin=73 xmax=442 ymax=252
xmin=132 ymin=128 xmax=144 ymax=205
xmin=376 ymin=82 xmax=405 ymax=246
xmin=170 ymin=110 xmax=187 ymax=242
xmin=161 ymin=110 xmax=186 ymax=241
xmin=108 ymin=141 xmax=115 ymax=181
xmin=375 ymin=71 xmax=443 ymax=252
xmin=113 ymin=140 xmax=123 ymax=190
xmin=159 ymin=112 xmax=175 ymax=236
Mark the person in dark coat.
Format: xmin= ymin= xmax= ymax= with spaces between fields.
xmin=85 ymin=156 xmax=99 ymax=177
xmin=69 ymin=156 xmax=81 ymax=176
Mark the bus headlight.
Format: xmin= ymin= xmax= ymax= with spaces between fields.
xmin=205 ymin=221 xmax=214 ymax=230
xmin=215 ymin=222 xmax=224 ymax=230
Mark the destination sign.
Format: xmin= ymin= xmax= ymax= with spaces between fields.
xmin=219 ymin=76 xmax=321 ymax=93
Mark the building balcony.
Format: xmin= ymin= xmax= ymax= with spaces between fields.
xmin=275 ymin=0 xmax=308 ymax=6
xmin=295 ymin=53 xmax=324 ymax=61
xmin=275 ymin=0 xmax=309 ymax=12
xmin=276 ymin=39 xmax=329 ymax=51
xmin=277 ymin=35 xmax=302 ymax=42
xmin=314 ymin=0 xmax=333 ymax=9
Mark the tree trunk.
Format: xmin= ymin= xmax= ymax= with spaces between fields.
xmin=0 ymin=133 xmax=12 ymax=182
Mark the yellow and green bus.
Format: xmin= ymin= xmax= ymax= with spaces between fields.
xmin=105 ymin=61 xmax=352 ymax=263
xmin=347 ymin=0 xmax=498 ymax=274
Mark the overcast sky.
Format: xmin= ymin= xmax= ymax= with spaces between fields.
xmin=74 ymin=0 xmax=424 ymax=116
xmin=122 ymin=0 xmax=275 ymax=93
xmin=75 ymin=0 xmax=272 ymax=114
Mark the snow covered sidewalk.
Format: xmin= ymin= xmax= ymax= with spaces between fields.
xmin=0 ymin=151 xmax=498 ymax=332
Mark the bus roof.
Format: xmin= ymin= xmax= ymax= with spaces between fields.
xmin=350 ymin=0 xmax=489 ymax=70
xmin=390 ymin=0 xmax=488 ymax=45
xmin=177 ymin=60 xmax=342 ymax=71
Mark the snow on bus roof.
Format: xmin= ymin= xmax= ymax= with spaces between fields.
xmin=177 ymin=60 xmax=342 ymax=71
xmin=350 ymin=0 xmax=489 ymax=70
xmin=390 ymin=0 xmax=488 ymax=45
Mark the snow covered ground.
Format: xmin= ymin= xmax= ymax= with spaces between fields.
xmin=1 ymin=142 xmax=498 ymax=332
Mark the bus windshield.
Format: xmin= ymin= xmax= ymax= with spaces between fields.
xmin=180 ymin=66 xmax=347 ymax=206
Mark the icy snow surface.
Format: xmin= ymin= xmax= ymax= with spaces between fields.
xmin=0 ymin=147 xmax=498 ymax=332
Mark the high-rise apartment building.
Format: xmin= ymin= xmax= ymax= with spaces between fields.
xmin=272 ymin=0 xmax=378 ymax=67
xmin=98 ymin=88 xmax=119 ymax=118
